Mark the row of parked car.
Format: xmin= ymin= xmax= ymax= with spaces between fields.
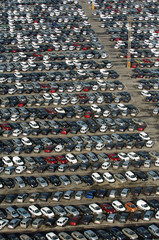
xmin=0 ymin=167 xmax=159 ymax=190
xmin=0 ymin=80 xmax=125 ymax=96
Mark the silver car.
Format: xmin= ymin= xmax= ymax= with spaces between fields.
xmin=8 ymin=218 xmax=21 ymax=229
xmin=17 ymin=208 xmax=31 ymax=218
xmin=64 ymin=205 xmax=80 ymax=216
xmin=84 ymin=230 xmax=98 ymax=240
xmin=59 ymin=175 xmax=71 ymax=185
xmin=36 ymin=177 xmax=48 ymax=187
xmin=53 ymin=206 xmax=66 ymax=217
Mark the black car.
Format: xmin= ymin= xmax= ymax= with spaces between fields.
xmin=0 ymin=208 xmax=7 ymax=219
xmin=144 ymin=186 xmax=154 ymax=196
xmin=132 ymin=187 xmax=142 ymax=196
xmin=82 ymin=175 xmax=94 ymax=185
xmin=48 ymin=175 xmax=61 ymax=186
xmin=130 ymin=211 xmax=142 ymax=222
xmin=136 ymin=171 xmax=148 ymax=181
xmin=26 ymin=177 xmax=38 ymax=188
xmin=45 ymin=218 xmax=56 ymax=227
xmin=40 ymin=192 xmax=52 ymax=202
xmin=96 ymin=229 xmax=114 ymax=240
xmin=5 ymin=194 xmax=17 ymax=203
xmin=136 ymin=226 xmax=152 ymax=239
xmin=149 ymin=199 xmax=159 ymax=210
xmin=118 ymin=212 xmax=129 ymax=223
xmin=96 ymin=189 xmax=107 ymax=198
xmin=33 ymin=233 xmax=46 ymax=240
xmin=81 ymin=214 xmax=94 ymax=225
xmin=8 ymin=234 xmax=20 ymax=240
xmin=78 ymin=205 xmax=92 ymax=215
xmin=110 ymin=227 xmax=126 ymax=240
xmin=4 ymin=178 xmax=15 ymax=188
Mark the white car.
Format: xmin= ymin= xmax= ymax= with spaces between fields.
xmin=65 ymin=153 xmax=77 ymax=164
xmin=136 ymin=199 xmax=150 ymax=210
xmin=117 ymin=103 xmax=127 ymax=111
xmin=100 ymin=68 xmax=109 ymax=77
xmin=127 ymin=152 xmax=140 ymax=161
xmin=2 ymin=156 xmax=13 ymax=166
xmin=89 ymin=203 xmax=102 ymax=214
xmin=15 ymin=166 xmax=26 ymax=174
xmin=41 ymin=207 xmax=54 ymax=218
xmin=91 ymin=172 xmax=104 ymax=183
xmin=125 ymin=171 xmax=137 ymax=181
xmin=91 ymin=104 xmax=101 ymax=112
xmin=21 ymin=137 xmax=32 ymax=146
xmin=36 ymin=177 xmax=48 ymax=187
xmin=155 ymin=210 xmax=159 ymax=219
xmin=29 ymin=121 xmax=39 ymax=129
xmin=46 ymin=232 xmax=60 ymax=240
xmin=146 ymin=140 xmax=154 ymax=148
xmin=55 ymin=144 xmax=64 ymax=152
xmin=112 ymin=200 xmax=126 ymax=212
xmin=103 ymin=172 xmax=115 ymax=183
xmin=118 ymin=152 xmax=130 ymax=161
xmin=43 ymin=93 xmax=52 ymax=100
xmin=12 ymin=156 xmax=24 ymax=165
xmin=95 ymin=142 xmax=105 ymax=150
xmin=56 ymin=217 xmax=69 ymax=227
xmin=28 ymin=205 xmax=42 ymax=216
xmin=139 ymin=132 xmax=150 ymax=141
xmin=54 ymin=107 xmax=65 ymax=113
xmin=101 ymin=161 xmax=111 ymax=170
xmin=10 ymin=114 xmax=19 ymax=121
xmin=0 ymin=219 xmax=9 ymax=229
xmin=12 ymin=129 xmax=22 ymax=137
xmin=141 ymin=90 xmax=151 ymax=97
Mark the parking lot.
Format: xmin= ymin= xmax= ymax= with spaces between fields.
xmin=0 ymin=0 xmax=159 ymax=239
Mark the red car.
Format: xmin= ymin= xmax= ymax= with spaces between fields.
xmin=143 ymin=59 xmax=151 ymax=63
xmin=137 ymin=125 xmax=146 ymax=131
xmin=47 ymin=47 xmax=54 ymax=52
xmin=55 ymin=155 xmax=67 ymax=164
xmin=83 ymin=86 xmax=91 ymax=92
xmin=45 ymin=108 xmax=56 ymax=114
xmin=77 ymin=94 xmax=87 ymax=99
xmin=69 ymin=215 xmax=81 ymax=226
xmin=108 ymin=153 xmax=120 ymax=161
xmin=1 ymin=123 xmax=11 ymax=130
xmin=61 ymin=128 xmax=69 ymax=135
xmin=33 ymin=53 xmax=42 ymax=57
xmin=18 ymin=101 xmax=26 ymax=107
xmin=40 ymin=83 xmax=50 ymax=90
xmin=50 ymin=87 xmax=58 ymax=93
xmin=100 ymin=203 xmax=115 ymax=214
xmin=45 ymin=156 xmax=57 ymax=164
xmin=73 ymin=43 xmax=81 ymax=47
xmin=85 ymin=111 xmax=93 ymax=118
xmin=44 ymin=145 xmax=54 ymax=153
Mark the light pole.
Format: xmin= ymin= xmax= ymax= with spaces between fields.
xmin=92 ymin=0 xmax=95 ymax=10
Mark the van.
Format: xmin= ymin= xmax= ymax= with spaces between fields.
xmin=63 ymin=190 xmax=74 ymax=200
xmin=4 ymin=166 xmax=15 ymax=175
xmin=75 ymin=191 xmax=85 ymax=200
xmin=100 ymin=124 xmax=108 ymax=133
xmin=58 ymin=164 xmax=68 ymax=172
xmin=20 ymin=218 xmax=32 ymax=228
xmin=144 ymin=160 xmax=152 ymax=168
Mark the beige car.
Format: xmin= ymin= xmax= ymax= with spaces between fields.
xmin=71 ymin=231 xmax=87 ymax=240
xmin=58 ymin=232 xmax=74 ymax=240
xmin=122 ymin=227 xmax=138 ymax=239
